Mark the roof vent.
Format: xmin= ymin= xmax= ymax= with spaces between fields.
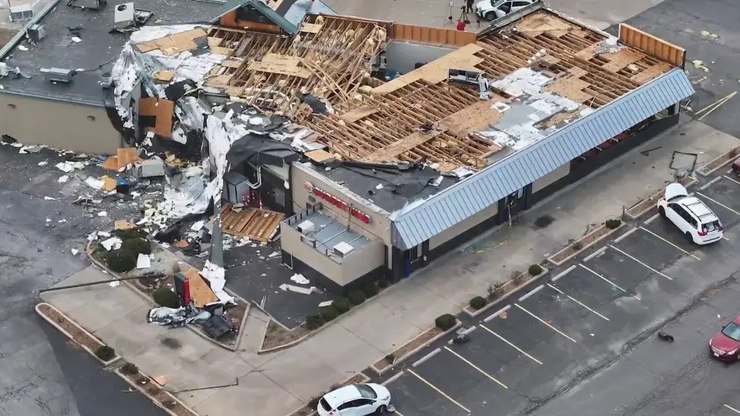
xmin=332 ymin=242 xmax=355 ymax=257
xmin=40 ymin=68 xmax=74 ymax=84
xmin=296 ymin=220 xmax=315 ymax=234
xmin=27 ymin=24 xmax=46 ymax=42
xmin=114 ymin=3 xmax=135 ymax=29
xmin=100 ymin=72 xmax=113 ymax=89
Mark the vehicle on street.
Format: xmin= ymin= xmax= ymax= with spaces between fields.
xmin=317 ymin=383 xmax=391 ymax=416
xmin=657 ymin=183 xmax=724 ymax=245
xmin=709 ymin=316 xmax=740 ymax=361
xmin=474 ymin=0 xmax=536 ymax=21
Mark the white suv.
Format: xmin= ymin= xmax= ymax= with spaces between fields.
xmin=317 ymin=383 xmax=391 ymax=416
xmin=657 ymin=183 xmax=724 ymax=245
xmin=474 ymin=0 xmax=536 ymax=21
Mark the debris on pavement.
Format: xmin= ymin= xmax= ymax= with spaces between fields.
xmin=290 ymin=273 xmax=310 ymax=285
xmin=101 ymin=236 xmax=122 ymax=251
xmin=136 ymin=253 xmax=152 ymax=269
xmin=279 ymin=283 xmax=320 ymax=295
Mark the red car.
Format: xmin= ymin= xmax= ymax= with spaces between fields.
xmin=709 ymin=316 xmax=740 ymax=361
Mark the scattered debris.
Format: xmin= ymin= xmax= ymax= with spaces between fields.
xmin=55 ymin=161 xmax=86 ymax=173
xmin=71 ymin=248 xmax=80 ymax=256
xmin=691 ymin=59 xmax=710 ymax=72
xmin=38 ymin=161 xmax=48 ymax=166
xmin=43 ymin=196 xmax=56 ymax=201
xmin=136 ymin=254 xmax=152 ymax=269
xmin=290 ymin=273 xmax=310 ymax=285
xmin=97 ymin=211 xmax=108 ymax=217
xmin=109 ymin=280 xmax=121 ymax=288
xmin=101 ymin=237 xmax=122 ymax=251
xmin=279 ymin=283 xmax=320 ymax=295
xmin=318 ymin=300 xmax=333 ymax=307
xmin=58 ymin=175 xmax=70 ymax=183
xmin=700 ymin=30 xmax=720 ymax=40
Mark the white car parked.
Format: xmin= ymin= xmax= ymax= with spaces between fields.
xmin=657 ymin=183 xmax=724 ymax=245
xmin=317 ymin=383 xmax=391 ymax=416
xmin=474 ymin=0 xmax=536 ymax=21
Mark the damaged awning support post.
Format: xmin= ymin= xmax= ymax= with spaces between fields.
xmin=38 ymin=274 xmax=164 ymax=293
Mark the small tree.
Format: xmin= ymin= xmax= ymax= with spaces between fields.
xmin=306 ymin=314 xmax=325 ymax=330
xmin=121 ymin=238 xmax=152 ymax=255
xmin=348 ymin=290 xmax=366 ymax=306
xmin=528 ymin=264 xmax=543 ymax=276
xmin=320 ymin=305 xmax=339 ymax=321
xmin=333 ymin=298 xmax=351 ymax=314
xmin=105 ymin=249 xmax=137 ymax=273
xmin=435 ymin=314 xmax=456 ymax=331
xmin=152 ymin=287 xmax=179 ymax=308
xmin=362 ymin=282 xmax=379 ymax=298
xmin=605 ymin=218 xmax=622 ymax=229
xmin=121 ymin=362 xmax=139 ymax=375
xmin=95 ymin=345 xmax=115 ymax=361
xmin=385 ymin=353 xmax=395 ymax=364
xmin=469 ymin=296 xmax=487 ymax=310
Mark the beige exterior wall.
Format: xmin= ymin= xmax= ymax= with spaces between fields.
xmin=0 ymin=94 xmax=122 ymax=154
xmin=429 ymin=203 xmax=498 ymax=250
xmin=281 ymin=219 xmax=385 ymax=286
xmin=291 ymin=163 xmax=392 ymax=245
xmin=532 ymin=162 xmax=571 ymax=193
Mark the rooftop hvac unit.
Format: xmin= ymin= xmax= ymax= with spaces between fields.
xmin=114 ymin=3 xmax=135 ymax=30
xmin=296 ymin=220 xmax=315 ymax=234
xmin=27 ymin=24 xmax=46 ymax=42
xmin=40 ymin=68 xmax=74 ymax=83
xmin=0 ymin=63 xmax=8 ymax=77
xmin=333 ymin=242 xmax=355 ymax=257
xmin=9 ymin=4 xmax=33 ymax=22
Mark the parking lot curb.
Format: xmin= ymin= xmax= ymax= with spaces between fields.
xmin=35 ymin=302 xmax=121 ymax=366
xmin=464 ymin=267 xmax=549 ymax=318
xmin=698 ymin=146 xmax=740 ymax=177
xmin=625 ymin=176 xmax=699 ymax=220
xmin=547 ymin=223 xmax=625 ymax=267
xmin=114 ymin=368 xmax=199 ymax=416
xmin=370 ymin=321 xmax=462 ymax=376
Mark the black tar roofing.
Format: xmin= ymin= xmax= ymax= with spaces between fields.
xmin=315 ymin=161 xmax=458 ymax=213
xmin=0 ymin=0 xmax=230 ymax=106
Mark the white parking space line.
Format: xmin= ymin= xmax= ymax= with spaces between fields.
xmin=443 ymin=347 xmax=509 ymax=389
xmin=583 ymin=246 xmax=607 ymax=262
xmin=552 ymin=265 xmax=576 ymax=282
xmin=483 ymin=305 xmax=511 ymax=323
xmin=578 ymin=263 xmax=641 ymax=301
xmin=518 ymin=284 xmax=544 ymax=302
xmin=546 ymin=284 xmax=609 ymax=321
xmin=643 ymin=213 xmax=659 ymax=225
xmin=724 ymin=404 xmax=740 ymax=414
xmin=723 ymin=175 xmax=740 ymax=187
xmin=700 ymin=176 xmax=722 ymax=190
xmin=613 ymin=227 xmax=638 ymax=244
xmin=393 ymin=411 xmax=406 ymax=416
xmin=697 ymin=192 xmax=740 ymax=217
xmin=412 ymin=348 xmax=441 ymax=368
xmin=383 ymin=371 xmax=405 ymax=386
xmin=478 ymin=324 xmax=543 ymax=365
xmin=407 ymin=369 xmax=471 ymax=414
xmin=514 ymin=303 xmax=577 ymax=343
xmin=607 ymin=245 xmax=674 ymax=281
xmin=638 ymin=226 xmax=701 ymax=260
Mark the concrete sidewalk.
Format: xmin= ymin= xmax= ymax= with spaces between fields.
xmin=42 ymin=119 xmax=740 ymax=416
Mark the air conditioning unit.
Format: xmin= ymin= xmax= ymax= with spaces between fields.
xmin=27 ymin=24 xmax=46 ymax=42
xmin=333 ymin=242 xmax=355 ymax=257
xmin=40 ymin=68 xmax=74 ymax=84
xmin=114 ymin=3 xmax=135 ymax=30
xmin=9 ymin=4 xmax=33 ymax=22
xmin=296 ymin=220 xmax=315 ymax=234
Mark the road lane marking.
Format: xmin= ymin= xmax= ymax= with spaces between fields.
xmin=613 ymin=227 xmax=638 ymax=244
xmin=578 ymin=263 xmax=641 ymax=301
xmin=723 ymin=175 xmax=740 ymax=187
xmin=547 ymin=284 xmax=609 ymax=321
xmin=518 ymin=284 xmax=544 ymax=302
xmin=700 ymin=176 xmax=722 ymax=190
xmin=643 ymin=213 xmax=659 ymax=225
xmin=552 ymin=265 xmax=576 ymax=282
xmin=638 ymin=226 xmax=701 ymax=260
xmin=514 ymin=303 xmax=577 ymax=343
xmin=443 ymin=347 xmax=508 ymax=389
xmin=607 ymin=245 xmax=673 ymax=281
xmin=583 ymin=246 xmax=607 ymax=262
xmin=407 ymin=369 xmax=471 ymax=413
xmin=484 ymin=305 xmax=510 ymax=323
xmin=412 ymin=348 xmax=441 ymax=367
xmin=383 ymin=371 xmax=405 ymax=386
xmin=724 ymin=404 xmax=740 ymax=414
xmin=697 ymin=191 xmax=740 ymax=217
xmin=394 ymin=411 xmax=406 ymax=416
xmin=478 ymin=324 xmax=543 ymax=365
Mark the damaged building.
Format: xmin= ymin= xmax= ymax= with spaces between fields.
xmin=1 ymin=0 xmax=694 ymax=296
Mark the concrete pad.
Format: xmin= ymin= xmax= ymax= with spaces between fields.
xmin=239 ymin=307 xmax=270 ymax=354
xmin=191 ymin=371 xmax=302 ymax=416
xmin=94 ymin=305 xmax=176 ymax=356
xmin=302 ymin=322 xmax=380 ymax=374
xmin=258 ymin=347 xmax=346 ymax=401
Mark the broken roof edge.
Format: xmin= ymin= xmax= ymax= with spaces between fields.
xmin=0 ymin=86 xmax=109 ymax=107
xmin=209 ymin=0 xmax=299 ymax=35
xmin=0 ymin=0 xmax=62 ymax=61
xmin=390 ymin=67 xmax=694 ymax=249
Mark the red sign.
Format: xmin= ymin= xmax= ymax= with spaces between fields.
xmin=306 ymin=183 xmax=371 ymax=224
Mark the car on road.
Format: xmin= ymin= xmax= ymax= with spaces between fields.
xmin=710 ymin=316 xmax=740 ymax=361
xmin=474 ymin=0 xmax=536 ymax=21
xmin=317 ymin=383 xmax=391 ymax=416
xmin=657 ymin=183 xmax=724 ymax=245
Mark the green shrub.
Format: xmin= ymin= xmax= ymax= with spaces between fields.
xmin=377 ymin=279 xmax=390 ymax=289
xmin=121 ymin=362 xmax=139 ymax=375
xmin=333 ymin=298 xmax=351 ymax=314
xmin=105 ymin=249 xmax=137 ymax=273
xmin=95 ymin=345 xmax=115 ymax=361
xmin=469 ymin=296 xmax=487 ymax=310
xmin=435 ymin=313 xmax=457 ymax=331
xmin=528 ymin=264 xmax=543 ymax=276
xmin=348 ymin=290 xmax=366 ymax=306
xmin=572 ymin=241 xmax=584 ymax=251
xmin=320 ymin=305 xmax=339 ymax=321
xmin=113 ymin=228 xmax=147 ymax=240
xmin=605 ymin=218 xmax=622 ymax=229
xmin=121 ymin=238 xmax=152 ymax=255
xmin=362 ymin=282 xmax=379 ymax=298
xmin=152 ymin=287 xmax=179 ymax=308
xmin=385 ymin=353 xmax=395 ymax=364
xmin=306 ymin=314 xmax=325 ymax=330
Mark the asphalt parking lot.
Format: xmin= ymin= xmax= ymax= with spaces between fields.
xmin=374 ymin=172 xmax=740 ymax=416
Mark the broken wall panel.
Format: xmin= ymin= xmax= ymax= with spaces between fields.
xmin=618 ymin=24 xmax=686 ymax=67
xmin=391 ymin=24 xmax=476 ymax=47
xmin=139 ymin=98 xmax=175 ymax=139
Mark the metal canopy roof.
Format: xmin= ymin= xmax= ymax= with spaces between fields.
xmin=391 ymin=67 xmax=694 ymax=250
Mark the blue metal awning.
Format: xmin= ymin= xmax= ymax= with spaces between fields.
xmin=391 ymin=68 xmax=695 ymax=250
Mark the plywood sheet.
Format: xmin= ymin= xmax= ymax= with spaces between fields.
xmin=516 ymin=13 xmax=577 ymax=34
xmin=139 ymin=98 xmax=175 ymax=139
xmin=544 ymin=76 xmax=592 ymax=103
xmin=153 ymin=70 xmax=174 ymax=83
xmin=135 ymin=28 xmax=207 ymax=56
xmin=117 ymin=147 xmax=140 ymax=167
xmin=600 ymin=48 xmax=645 ymax=72
xmin=305 ymin=149 xmax=335 ymax=163
xmin=301 ymin=22 xmax=323 ymax=34
xmin=372 ymin=43 xmax=484 ymax=95
xmin=338 ymin=105 xmax=380 ymax=123
xmin=630 ymin=62 xmax=672 ymax=84
xmin=248 ymin=54 xmax=312 ymax=78
xmin=442 ymin=99 xmax=507 ymax=138
xmin=220 ymin=204 xmax=284 ymax=242
xmin=183 ymin=267 xmax=219 ymax=308
xmin=363 ymin=130 xmax=443 ymax=162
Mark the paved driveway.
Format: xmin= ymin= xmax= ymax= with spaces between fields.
xmin=372 ymin=173 xmax=740 ymax=416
